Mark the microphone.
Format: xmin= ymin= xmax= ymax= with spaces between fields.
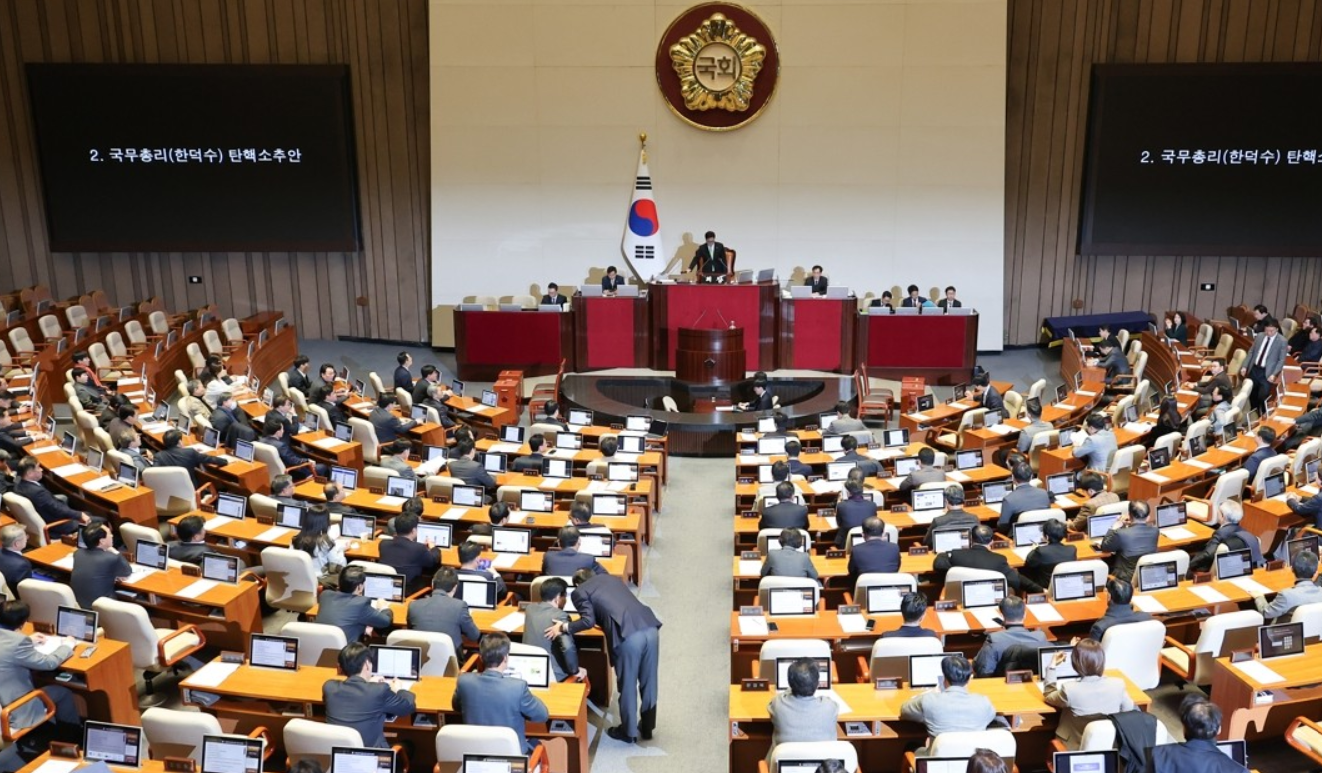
xmin=691 ymin=308 xmax=709 ymax=328
xmin=714 ymin=308 xmax=731 ymax=329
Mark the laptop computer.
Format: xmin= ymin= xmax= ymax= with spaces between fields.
xmin=492 ymin=527 xmax=531 ymax=554
xmin=766 ymin=587 xmax=816 ymax=616
xmin=248 ymin=633 xmax=299 ymax=670
xmin=960 ymin=577 xmax=1006 ymax=609
xmin=501 ymin=425 xmax=525 ymax=444
xmin=506 ymin=650 xmax=552 ymax=689
xmin=416 ymin=522 xmax=453 ymax=549
xmin=774 ymin=657 xmax=831 ymax=693
xmin=201 ymin=735 xmax=266 ymax=773
xmin=1259 ymin=621 xmax=1306 ymax=660
xmin=884 ymin=429 xmax=910 ymax=447
xmin=1137 ymin=559 xmax=1180 ymax=593
xmin=1147 ymin=446 xmax=1171 ymax=470
xmin=983 ymin=479 xmax=1012 ymax=506
xmin=863 ymin=584 xmax=908 ymax=614
xmin=83 ymin=721 xmax=144 ymax=768
xmin=460 ymin=754 xmax=529 ymax=773
xmin=555 ymin=432 xmax=583 ymax=451
xmin=757 ymin=437 xmax=787 ymax=455
xmin=1263 ymin=471 xmax=1287 ymax=499
xmin=911 ymin=489 xmax=945 ymax=513
xmin=214 ymin=493 xmax=247 ymax=520
xmin=482 ymin=453 xmax=507 ymax=474
xmin=1215 ymin=740 xmax=1248 ymax=769
xmin=452 ymin=485 xmax=484 ymax=507
xmin=340 ymin=513 xmax=376 ymax=540
xmin=893 ymin=456 xmax=920 ymax=476
xmin=956 ymin=450 xmax=983 ymax=471
xmin=1215 ymin=548 xmax=1254 ymax=580
xmin=592 ymin=493 xmax=628 ymax=516
xmin=1013 ymin=521 xmax=1044 ymax=548
xmin=386 ymin=476 xmax=417 ymax=499
xmin=1053 ymin=750 xmax=1118 ymax=773
xmin=362 ymin=573 xmax=405 ymax=603
xmin=331 ymin=747 xmax=397 ymax=773
xmin=1051 ymin=570 xmax=1097 ymax=603
xmin=201 ymin=553 xmax=240 ymax=584
xmin=908 ymin=652 xmax=957 ymax=688
xmin=457 ymin=578 xmax=497 ymax=609
xmin=331 ymin=465 xmax=359 ymax=490
xmin=520 ymin=490 xmax=554 ymax=512
xmin=932 ymin=528 xmax=971 ymax=554
xmin=56 ymin=605 xmax=98 ymax=643
xmin=608 ymin=462 xmax=638 ymax=482
xmin=1046 ymin=473 xmax=1075 ymax=496
xmin=369 ymin=644 xmax=421 ymax=682
xmin=822 ymin=436 xmax=845 ymax=454
xmin=277 ymin=503 xmax=306 ymax=530
xmin=1087 ymin=512 xmax=1121 ymax=539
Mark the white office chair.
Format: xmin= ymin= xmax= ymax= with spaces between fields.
xmin=849 ymin=572 xmax=917 ymax=608
xmin=222 ymin=318 xmax=245 ymax=345
xmin=368 ymin=372 xmax=388 ymax=399
xmin=347 ymin=560 xmax=396 ymax=575
xmin=1132 ymin=550 xmax=1191 ymax=584
xmin=142 ymin=708 xmax=269 ymax=762
xmin=4 ymin=493 xmax=68 ymax=547
xmin=769 ymin=742 xmax=859 ymax=773
xmin=1026 ymin=379 xmax=1047 ymax=403
xmin=94 ymin=597 xmax=205 ymax=708
xmin=1251 ymin=454 xmax=1290 ymax=494
xmin=843 ymin=525 xmax=900 ymax=556
xmin=1099 ymin=619 xmax=1165 ymax=690
xmin=435 ymin=726 xmax=547 ymax=771
xmin=37 ymin=314 xmax=63 ymax=343
xmin=142 ymin=467 xmax=202 ymax=519
xmin=1075 ymin=717 xmax=1173 ymax=752
xmin=260 ymin=547 xmax=320 ymax=614
xmin=1047 ymin=559 xmax=1109 ymax=595
xmin=16 ymin=580 xmax=79 ymax=628
xmin=925 ymin=728 xmax=1016 ymax=761
xmin=1183 ymin=468 xmax=1249 ymax=525
xmin=282 ymin=718 xmax=362 ymax=771
xmin=1151 ymin=432 xmax=1182 ymax=466
xmin=120 ymin=522 xmax=165 ymax=555
xmin=281 ymin=621 xmax=348 ymax=667
xmin=349 ymin=416 xmax=380 ymax=463
xmin=1108 ymin=445 xmax=1145 ymax=497
xmin=1292 ymin=438 xmax=1322 ymax=483
xmin=425 ymin=475 xmax=465 ymax=501
xmin=756 ymin=528 xmax=812 ymax=556
xmin=862 ymin=636 xmax=944 ymax=683
xmin=202 ymin=329 xmax=226 ymax=356
xmin=1159 ymin=609 xmax=1263 ymax=687
xmin=1016 ymin=508 xmax=1066 ymax=526
xmin=755 ymin=639 xmax=832 ymax=681
xmin=1183 ymin=419 xmax=1212 ymax=456
xmin=386 ymin=630 xmax=460 ymax=677
xmin=1291 ymin=603 xmax=1322 ymax=638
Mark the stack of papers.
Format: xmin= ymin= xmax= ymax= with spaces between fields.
xmin=909 ymin=510 xmax=941 ymax=525
xmin=909 ymin=413 xmax=932 ymax=422
xmin=1141 ymin=472 xmax=1169 ymax=484
xmin=488 ymin=442 xmax=522 ymax=454
xmin=177 ymin=579 xmax=218 ymax=598
xmin=1027 ymin=603 xmax=1063 ymax=623
xmin=969 ymin=607 xmax=1003 ymax=630
xmin=1131 ymin=595 xmax=1167 ymax=613
xmin=84 ymin=476 xmax=119 ymax=492
xmin=837 ymin=614 xmax=869 ymax=634
xmin=1227 ymin=576 xmax=1272 ymax=596
xmin=820 ymin=691 xmax=852 ymax=714
xmin=52 ymin=463 xmax=89 ymax=478
xmin=936 ymin=611 xmax=969 ymax=631
xmin=738 ymin=455 xmax=771 ymax=466
xmin=491 ymin=612 xmax=525 ymax=632
xmin=313 ymin=437 xmax=349 ymax=449
xmin=822 ymin=516 xmax=839 ymax=530
xmin=53 ymin=555 xmax=75 ymax=571
xmin=375 ymin=495 xmax=407 ymax=507
xmin=947 ymin=471 xmax=971 ymax=483
xmin=439 ymin=507 xmax=469 ymax=521
xmin=737 ymin=560 xmax=762 ymax=576
xmin=1161 ymin=526 xmax=1195 ymax=541
xmin=810 ymin=480 xmax=845 ymax=495
xmin=1189 ymin=586 xmax=1229 ymax=604
xmin=30 ymin=445 xmax=61 ymax=455
xmin=491 ymin=554 xmax=520 ymax=569
xmin=256 ymin=526 xmax=296 ymax=542
xmin=1232 ymin=659 xmax=1285 ymax=685
xmin=1076 ymin=390 xmax=1097 ymax=398
xmin=187 ymin=661 xmax=241 ymax=688
xmin=988 ymin=424 xmax=1016 ymax=436
xmin=1186 ymin=459 xmax=1213 ymax=470
xmin=125 ymin=566 xmax=159 ymax=583
xmin=737 ymin=616 xmax=769 ymax=636
xmin=606 ymin=482 xmax=631 ymax=492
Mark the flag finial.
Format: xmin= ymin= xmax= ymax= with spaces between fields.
xmin=639 ymin=132 xmax=648 ymax=162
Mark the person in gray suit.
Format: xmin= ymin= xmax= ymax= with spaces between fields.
xmin=368 ymin=394 xmax=418 ymax=444
xmin=1241 ymin=317 xmax=1287 ymax=413
xmin=454 ymin=633 xmax=549 ymax=753
xmin=1254 ymin=549 xmax=1322 ymax=621
xmin=972 ymin=596 xmax=1048 ymax=676
xmin=899 ymin=654 xmax=997 ymax=738
xmin=542 ymin=526 xmax=607 ymax=577
xmin=522 ymin=577 xmax=582 ymax=682
xmin=553 ymin=569 xmax=662 ymax=743
xmin=898 ymin=447 xmax=947 ymax=495
xmin=1099 ymin=500 xmax=1158 ymax=584
xmin=323 ymin=642 xmax=416 ymax=748
xmin=836 ymin=435 xmax=880 ymax=478
xmin=1016 ymin=399 xmax=1053 ymax=454
xmin=446 ymin=440 xmax=498 ymax=496
xmin=760 ymin=481 xmax=809 ymax=532
xmin=767 ymin=658 xmax=838 ymax=748
xmin=70 ymin=523 xmax=131 ymax=609
xmin=0 ymin=600 xmax=80 ymax=738
xmin=407 ymin=566 xmax=481 ymax=653
xmin=995 ymin=462 xmax=1051 ymax=531
xmin=761 ymin=529 xmax=819 ymax=579
xmin=824 ymin=401 xmax=866 ymax=436
xmin=316 ymin=566 xmax=395 ymax=643
xmin=1072 ymin=413 xmax=1116 ymax=472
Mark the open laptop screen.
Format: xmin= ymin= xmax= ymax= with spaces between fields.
xmin=201 ymin=734 xmax=265 ymax=773
xmin=506 ymin=651 xmax=552 ymax=689
xmin=766 ymin=587 xmax=816 ymax=616
xmin=911 ymin=489 xmax=945 ymax=512
xmin=362 ymin=573 xmax=404 ymax=603
xmin=249 ymin=634 xmax=298 ymax=670
xmin=1156 ymin=502 xmax=1187 ymax=528
xmin=931 ymin=528 xmax=970 ymax=554
xmin=1215 ymin=549 xmax=1253 ymax=580
xmin=908 ymin=652 xmax=957 ymax=688
xmin=331 ymin=465 xmax=359 ymax=490
xmin=369 ymin=644 xmax=421 ymax=680
xmin=865 ymin=584 xmax=909 ymax=614
xmin=331 ymin=748 xmax=396 ymax=773
xmin=1137 ymin=559 xmax=1179 ymax=593
xmin=960 ymin=578 xmax=1006 ymax=609
xmin=1053 ymin=750 xmax=1118 ymax=773
xmin=56 ymin=605 xmax=98 ymax=643
xmin=1259 ymin=621 xmax=1306 ymax=660
xmin=457 ymin=578 xmax=496 ymax=609
xmin=83 ymin=721 xmax=144 ymax=768
xmin=1051 ymin=571 xmax=1096 ymax=602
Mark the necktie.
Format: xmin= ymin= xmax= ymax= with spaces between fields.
xmin=1257 ymin=336 xmax=1273 ymax=367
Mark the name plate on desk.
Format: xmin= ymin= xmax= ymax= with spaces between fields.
xmin=1191 ymin=572 xmax=1212 ymax=584
xmin=740 ymin=606 xmax=765 ymax=616
xmin=826 ymin=549 xmax=846 ymax=559
xmin=165 ymin=758 xmax=198 ymax=773
xmin=874 ymin=677 xmax=902 ymax=691
xmin=838 ymin=605 xmax=861 ymax=616
xmin=891 ymin=505 xmax=909 ymax=513
xmin=1230 ymin=649 xmax=1255 ymax=663
xmin=741 ymin=678 xmax=770 ymax=692
xmin=935 ymin=600 xmax=959 ymax=611
xmin=1267 ymin=559 xmax=1286 ymax=572
xmin=1005 ymin=670 xmax=1033 ymax=684
xmin=1066 ymin=532 xmax=1086 ymax=542
xmin=908 ymin=546 xmax=931 ymax=556
xmin=740 ymin=551 xmax=761 ymax=561
xmin=741 ymin=511 xmax=757 ymax=519
xmin=989 ymin=540 xmax=1011 ymax=550
xmin=50 ymin=742 xmax=80 ymax=759
xmin=1025 ymin=594 xmax=1048 ymax=605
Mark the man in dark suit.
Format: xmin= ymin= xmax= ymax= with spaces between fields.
xmin=510 ymin=433 xmax=547 ymax=473
xmin=411 ymin=365 xmax=441 ymax=407
xmin=972 ymin=596 xmax=1047 ymax=676
xmin=368 ymin=394 xmax=417 ymax=444
xmin=260 ymin=417 xmax=316 ymax=481
xmin=210 ymin=393 xmax=257 ymax=448
xmin=972 ymin=371 xmax=1004 ymax=414
xmin=1093 ymin=338 xmax=1131 ymax=388
xmin=311 ymin=385 xmax=351 ymax=428
xmin=900 ymin=284 xmax=930 ymax=308
xmin=936 ymin=286 xmax=962 ymax=310
xmin=805 ymin=265 xmax=828 ymax=295
xmin=1189 ymin=500 xmax=1263 ymax=572
xmin=540 ymin=283 xmax=569 ymax=307
xmin=1147 ymin=694 xmax=1247 ymax=773
xmin=1020 ymin=519 xmax=1076 ymax=593
xmin=522 ymin=577 xmax=581 ymax=681
xmin=0 ymin=524 xmax=32 ymax=592
xmin=454 ymin=633 xmax=550 ymax=753
xmin=784 ymin=440 xmax=812 ymax=478
xmin=154 ymin=429 xmax=230 ymax=486
xmin=737 ymin=379 xmax=773 ymax=412
xmin=447 ymin=440 xmax=498 ymax=496
xmin=760 ymin=528 xmax=817 ymax=579
xmin=924 ymin=486 xmax=979 ymax=548
xmin=13 ymin=456 xmax=92 ymax=537
xmin=1185 ymin=356 xmax=1232 ymax=417
xmin=71 ymin=367 xmax=107 ymax=413
xmin=167 ymin=515 xmax=210 ymax=565
xmin=393 ymin=352 xmax=413 ymax=392
xmin=837 ymin=434 xmax=881 ymax=478
xmin=1089 ymin=578 xmax=1151 ymax=641
xmin=760 ymin=481 xmax=809 ymax=531
xmin=407 ymin=567 xmax=481 ymax=653
xmin=880 ymin=592 xmax=939 ymax=638
xmin=543 ymin=526 xmax=607 ymax=577
xmin=286 ymin=355 xmax=313 ymax=395
xmin=378 ymin=513 xmax=439 ymax=593
xmin=834 ymin=479 xmax=878 ymax=548
xmin=267 ymin=396 xmax=301 ymax=440
xmin=1241 ymin=317 xmax=1286 ymax=413
xmin=848 ymin=517 xmax=900 ymax=586
xmin=1241 ymin=426 xmax=1277 ymax=485
xmin=933 ymin=524 xmax=1021 ymax=591
xmin=688 ymin=230 xmax=728 ymax=282
xmin=898 ymin=447 xmax=946 ymax=496
xmin=323 ymin=642 xmax=417 ymax=749
xmin=70 ymin=523 xmax=131 ymax=608
xmin=555 ymin=569 xmax=662 ymax=743
xmin=457 ymin=540 xmax=509 ymax=600
xmin=1099 ymin=500 xmax=1158 ymax=584
xmin=602 ymin=265 xmax=626 ymax=296
xmin=995 ymin=462 xmax=1051 ymax=531
xmin=317 ymin=566 xmax=395 ymax=643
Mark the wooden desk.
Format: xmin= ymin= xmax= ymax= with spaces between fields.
xmin=29 ymin=634 xmax=140 ymax=725
xmin=293 ymin=430 xmax=365 ymax=470
xmin=180 ymin=659 xmax=591 ymax=773
xmin=1212 ymin=642 xmax=1322 ymax=741
xmin=25 ymin=441 xmax=157 ymax=526
xmin=445 ymin=394 xmax=516 ymax=432
xmin=896 ymin=383 xmax=1015 ymax=434
xmin=778 ymin=297 xmax=856 ymax=374
xmin=1128 ymin=435 xmax=1258 ymax=504
xmin=342 ymin=540 xmax=628 ymax=580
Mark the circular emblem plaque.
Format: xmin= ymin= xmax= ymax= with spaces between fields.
xmin=656 ymin=3 xmax=780 ymax=132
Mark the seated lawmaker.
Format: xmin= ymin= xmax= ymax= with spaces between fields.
xmin=368 ymin=394 xmax=418 ymax=443
xmin=880 ymin=592 xmax=939 ymax=638
xmin=899 ymin=655 xmax=996 ymax=738
xmin=936 ymin=286 xmax=961 ymax=310
xmin=543 ymin=526 xmax=607 ymax=577
xmin=541 ymin=283 xmax=568 ymax=307
xmin=13 ymin=456 xmax=93 ymax=537
xmin=602 ymin=266 xmax=626 ymax=296
xmin=689 ymin=230 xmax=728 ymax=282
xmin=768 ymin=658 xmax=838 ymax=748
xmin=1147 ymin=694 xmax=1248 ymax=773
xmin=324 ymin=642 xmax=416 ymax=749
xmin=805 ymin=265 xmax=828 ymax=295
xmin=868 ymin=290 xmax=894 ymax=310
xmin=847 ymin=517 xmax=900 ymax=585
xmin=1020 ymin=519 xmax=1076 ymax=594
xmin=934 ymin=523 xmax=1020 ymax=591
xmin=1043 ymin=638 xmax=1135 ymax=747
xmin=972 ymin=596 xmax=1047 ymax=676
xmin=901 ymin=285 xmax=934 ymax=308
xmin=761 ymin=528 xmax=818 ymax=579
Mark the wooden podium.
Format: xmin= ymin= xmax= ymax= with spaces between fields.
xmin=676 ymin=326 xmax=744 ymax=384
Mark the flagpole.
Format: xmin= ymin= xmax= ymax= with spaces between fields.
xmin=640 ymin=131 xmax=647 ymax=164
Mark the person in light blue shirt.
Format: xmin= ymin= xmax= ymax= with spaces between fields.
xmin=1072 ymin=413 xmax=1116 ymax=471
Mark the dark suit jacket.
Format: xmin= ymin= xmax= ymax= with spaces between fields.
xmin=0 ymin=549 xmax=32 ymax=592
xmin=260 ymin=434 xmax=310 ymax=472
xmin=411 ymin=378 xmax=436 ymax=407
xmin=154 ymin=446 xmax=227 ymax=487
xmin=14 ymin=480 xmax=84 ymax=536
xmin=689 ymin=242 xmax=728 ymax=275
xmin=924 ymin=509 xmax=980 ymax=548
xmin=933 ymin=545 xmax=1020 ymax=590
xmin=167 ymin=541 xmax=209 ymax=565
xmin=446 ymin=458 xmax=497 ymax=493
xmin=937 ymin=298 xmax=962 ymax=310
xmin=567 ymin=574 xmax=661 ymax=653
xmin=1190 ymin=522 xmax=1263 ymax=571
xmin=454 ymin=670 xmax=550 ymax=753
xmin=393 ymin=366 xmax=413 ymax=392
xmin=540 ymin=294 xmax=568 ymax=307
xmin=787 ymin=458 xmax=812 ymax=477
xmin=542 ymin=548 xmax=606 ymax=577
xmin=210 ymin=407 xmax=256 ymax=447
xmin=761 ymin=548 xmax=818 ymax=579
xmin=1147 ymin=737 xmax=1246 ymax=773
xmin=378 ymin=536 xmax=439 ymax=592
xmin=880 ymin=625 xmax=939 ymax=638
xmin=70 ymin=548 xmax=132 ymax=608
xmin=510 ymin=454 xmax=545 ymax=473
xmin=834 ymin=497 xmax=878 ymax=548
xmin=996 ymin=485 xmax=1051 ymax=531
xmin=286 ymin=367 xmax=312 ymax=395
xmin=1099 ymin=523 xmax=1159 ymax=583
xmin=848 ymin=538 xmax=900 ymax=585
xmin=838 ymin=451 xmax=881 ymax=478
xmin=602 ymin=275 xmax=625 ymax=292
xmin=323 ymin=675 xmax=417 ymax=749
xmin=805 ymin=276 xmax=829 ymax=294
xmin=760 ymin=502 xmax=809 ymax=532
xmin=407 ymin=593 xmax=481 ymax=653
xmin=1020 ymin=542 xmax=1077 ymax=593
xmin=319 ymin=398 xmax=350 ymax=427
xmin=746 ymin=391 xmax=773 ymax=412
xmin=368 ymin=407 xmax=417 ymax=444
xmin=1243 ymin=446 xmax=1274 ymax=484
xmin=316 ymin=589 xmax=394 ymax=642
xmin=980 ymin=386 xmax=1005 ymax=413
xmin=1090 ymin=602 xmax=1152 ymax=642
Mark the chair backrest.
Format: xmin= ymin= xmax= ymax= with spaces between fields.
xmin=93 ymin=597 xmax=161 ymax=669
xmin=395 ymin=388 xmax=413 ymax=411
xmin=756 ymin=528 xmax=812 ymax=555
xmin=305 ymin=403 xmax=330 ymax=431
xmin=1116 ymin=328 xmax=1130 ymax=351
xmin=365 ymin=372 xmax=386 ymax=400
xmin=202 ymin=329 xmax=224 ymax=355
xmin=662 ymin=395 xmax=680 ymax=412
xmin=757 ymin=639 xmax=831 ymax=679
xmin=768 ymin=742 xmax=859 ymax=773
xmin=386 ymin=629 xmax=459 ymax=677
xmin=251 ymin=442 xmax=286 ymax=482
xmin=349 ymin=417 xmax=379 ymax=462
xmin=1131 ymin=351 xmax=1148 ymax=382
xmin=1003 ymin=390 xmax=1024 ymax=420
xmin=956 ymin=407 xmax=987 ymax=432
xmin=1153 ymin=432 xmax=1182 ymax=462
xmin=1293 ymin=438 xmax=1322 ymax=482
xmin=1133 ymin=550 xmax=1190 ymax=582
xmin=364 ymin=465 xmax=402 ymax=491
xmin=1099 ymin=619 xmax=1165 ymax=690
xmin=185 ymin=342 xmax=206 ymax=372
xmin=425 ymin=475 xmax=464 ymax=500
xmin=1195 ymin=322 xmax=1213 ymax=348
xmin=347 ymin=560 xmax=396 ymax=575
xmin=283 ymin=718 xmax=363 ymax=771
xmin=143 ymin=467 xmax=197 ymax=513
xmin=120 ymin=522 xmax=164 ymax=555
xmin=434 ymin=725 xmax=522 ymax=762
xmin=16 ymin=579 xmax=78 ymax=626
xmin=1252 ymin=454 xmax=1291 ymax=493
xmin=281 ymin=621 xmax=348 ymax=667
xmin=3 ymin=493 xmax=52 ymax=547
xmin=530 ymin=576 xmax=575 ymax=604
xmin=512 ymin=294 xmax=537 ymax=311
xmin=1026 ymin=378 xmax=1046 ymax=402
xmin=142 ymin=708 xmax=223 ymax=762
xmin=928 ymin=728 xmax=1017 ymax=761
xmin=249 ymin=493 xmax=281 ymax=520
xmin=1291 ymin=602 xmax=1322 ymax=639
xmin=106 ymin=330 xmax=128 ymax=357
xmin=1049 ymin=559 xmax=1109 ymax=591
xmin=1188 ymin=609 xmax=1264 ymax=686
xmin=260 ymin=547 xmax=319 ymax=610
xmin=149 ymin=310 xmax=169 ymax=335
xmin=125 ymin=319 xmax=147 ymax=345
xmin=65 ymin=304 xmax=89 ymax=330
xmin=1206 ymin=468 xmax=1250 ymax=525
xmin=38 ymin=314 xmax=62 ymax=341
xmin=756 ymin=576 xmax=821 ymax=613
xmin=843 ymin=525 xmax=899 ymax=556
xmin=1017 ymin=508 xmax=1066 ymax=525
xmin=1077 ymin=717 xmax=1172 ymax=751
xmin=222 ymin=318 xmax=244 ymax=343
xmin=868 ymin=635 xmax=944 ymax=678
xmin=8 ymin=327 xmax=35 ymax=355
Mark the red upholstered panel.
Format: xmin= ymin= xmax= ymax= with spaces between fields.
xmin=868 ymin=315 xmax=969 ymax=368
xmin=583 ymin=298 xmax=637 ymax=370
xmin=459 ymin=311 xmax=565 ymax=366
xmin=791 ymin=300 xmax=845 ymax=371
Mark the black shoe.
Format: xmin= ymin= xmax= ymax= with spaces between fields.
xmin=639 ymin=707 xmax=656 ymax=740
xmin=640 ymin=728 xmax=653 ymax=741
xmin=606 ymin=725 xmax=637 ymax=744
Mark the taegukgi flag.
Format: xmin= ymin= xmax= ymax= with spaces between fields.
xmin=622 ymin=143 xmax=665 ymax=280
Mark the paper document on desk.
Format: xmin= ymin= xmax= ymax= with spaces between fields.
xmin=488 ymin=443 xmax=522 ymax=454
xmin=1227 ymin=577 xmax=1272 ymax=596
xmin=821 ymin=691 xmax=852 ymax=715
xmin=206 ymin=515 xmax=239 ymax=529
xmin=1161 ymin=527 xmax=1196 ymax=541
xmin=870 ymin=448 xmax=903 ymax=461
xmin=1302 ymin=485 xmax=1320 ymax=497
xmin=882 ymin=477 xmax=905 ymax=489
xmin=986 ymin=503 xmax=1002 ymax=514
xmin=1131 ymin=594 xmax=1167 ymax=613
xmin=969 ymin=607 xmax=1003 ymax=630
xmin=1053 ymin=402 xmax=1072 ymax=410
xmin=1012 ymin=546 xmax=1036 ymax=561
xmin=737 ymin=560 xmax=762 ymax=576
xmin=1076 ymin=390 xmax=1097 ymax=398
xmin=312 ymin=437 xmax=348 ymax=450
xmin=415 ymin=459 xmax=446 ymax=477
xmin=440 ymin=507 xmax=468 ymax=521
xmin=607 ymin=482 xmax=631 ymax=492
xmin=31 ymin=759 xmax=80 ymax=773
xmin=1277 ymin=417 xmax=1297 ymax=426
xmin=1028 ymin=603 xmax=1063 ymax=623
xmin=491 ymin=553 xmax=520 ymax=569
xmin=714 ymin=406 xmax=736 ymax=412
xmin=1187 ymin=458 xmax=1215 ymax=470
xmin=549 ymin=449 xmax=577 ymax=459
xmin=375 ymin=496 xmax=407 ymax=508
xmin=53 ymin=555 xmax=75 ymax=571
xmin=737 ymin=616 xmax=769 ymax=637
xmin=30 ymin=445 xmax=61 ymax=455
xmin=739 ymin=455 xmax=770 ymax=466
xmin=1189 ymin=586 xmax=1230 ymax=604
xmin=837 ymin=614 xmax=869 ymax=634
xmin=1054 ymin=495 xmax=1077 ymax=508
xmin=187 ymin=661 xmax=241 ymax=689
xmin=52 ymin=463 xmax=88 ymax=478
xmin=946 ymin=471 xmax=971 ymax=483
xmin=34 ymin=637 xmax=65 ymax=656
xmin=936 ymin=611 xmax=969 ymax=632
xmin=256 ymin=526 xmax=296 ymax=542
xmin=909 ymin=413 xmax=931 ymax=423
xmin=125 ymin=567 xmax=159 ymax=584
xmin=177 ymin=579 xmax=219 ymax=599
xmin=988 ymin=424 xmax=1016 ymax=436
xmin=491 ymin=612 xmax=525 ymax=633
xmin=141 ymin=421 xmax=171 ymax=434
xmin=810 ymin=480 xmax=844 ymax=495
xmin=1124 ymin=422 xmax=1155 ymax=434
xmin=1140 ymin=472 xmax=1169 ymax=484
xmin=822 ymin=516 xmax=839 ymax=530
xmin=584 ymin=480 xmax=608 ymax=493
xmin=1232 ymin=659 xmax=1285 ymax=685
xmin=1176 ymin=389 xmax=1199 ymax=397
xmin=739 ymin=432 xmax=757 ymax=443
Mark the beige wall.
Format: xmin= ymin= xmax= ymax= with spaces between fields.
xmin=431 ymin=0 xmax=1007 ymax=350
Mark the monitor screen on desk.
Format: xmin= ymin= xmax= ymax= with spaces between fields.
xmin=1290 ymin=534 xmax=1321 ymax=564
xmin=386 ymin=476 xmax=417 ymax=499
xmin=757 ymin=416 xmax=777 ymax=433
xmin=457 ymin=578 xmax=496 ymax=609
xmin=960 ymin=577 xmax=1006 ymax=609
xmin=482 ymin=453 xmax=507 ymax=474
xmin=766 ymin=587 xmax=815 ymax=616
xmin=415 ymin=522 xmax=452 ymax=549
xmin=84 ymin=721 xmax=144 ymax=768
xmin=248 ymin=634 xmax=298 ymax=670
xmin=1156 ymin=502 xmax=1187 ymax=528
xmin=411 ymin=405 xmax=428 ymax=422
xmin=277 ymin=503 xmax=306 ymax=530
xmin=1215 ymin=549 xmax=1254 ymax=580
xmin=818 ymin=413 xmax=837 ymax=431
xmin=202 ymin=552 xmax=240 ymax=584
xmin=1053 ymin=750 xmax=1118 ymax=773
xmin=568 ymin=409 xmax=593 ymax=427
xmin=340 ymin=513 xmax=376 ymax=540
xmin=334 ymin=422 xmax=353 ymax=442
xmin=1046 ymin=473 xmax=1075 ymax=496
xmin=501 ymin=426 xmax=525 ymax=444
xmin=233 ymin=439 xmax=254 ymax=463
xmin=757 ymin=437 xmax=786 ymax=456
xmin=626 ymin=415 xmax=652 ymax=433
xmin=362 ymin=573 xmax=404 ymax=602
xmin=774 ymin=657 xmax=830 ymax=692
xmin=1137 ymin=559 xmax=1179 ymax=593
xmin=956 ymin=450 xmax=982 ymax=471
xmin=826 ymin=461 xmax=854 ymax=481
xmin=201 ymin=734 xmax=265 ymax=773
xmin=86 ymin=447 xmax=104 ymax=472
xmin=912 ymin=489 xmax=945 ymax=512
xmin=1051 ymin=571 xmax=1096 ymax=602
xmin=608 ymin=462 xmax=638 ymax=482
xmin=369 ymin=644 xmax=420 ymax=680
xmin=452 ymin=485 xmax=484 ymax=507
xmin=60 ymin=431 xmax=77 ymax=455
xmin=134 ymin=540 xmax=168 ymax=570
xmin=1189 ymin=433 xmax=1208 ymax=457
xmin=492 ymin=527 xmax=531 ymax=555
xmin=865 ymin=584 xmax=908 ymax=614
xmin=578 ymin=531 xmax=613 ymax=558
xmin=1215 ymin=740 xmax=1248 ymax=768
xmin=1259 ymin=621 xmax=1306 ymax=660
xmin=461 ymin=755 xmax=528 ymax=773
xmin=1087 ymin=512 xmax=1120 ymax=539
xmin=555 ymin=432 xmax=583 ymax=451
xmin=822 ymin=436 xmax=845 ymax=454
xmin=619 ymin=434 xmax=645 ymax=454
xmin=215 ymin=493 xmax=247 ymax=520
xmin=757 ymin=464 xmax=775 ymax=484
xmin=332 ymin=747 xmax=396 ymax=773
xmin=506 ymin=651 xmax=552 ymax=689
xmin=1013 ymin=521 xmax=1044 ymax=548
xmin=116 ymin=461 xmax=139 ymax=489
xmin=57 ymin=605 xmax=98 ymax=643
xmin=1039 ymin=645 xmax=1081 ymax=682
xmin=909 ymin=653 xmax=957 ymax=688
xmin=932 ymin=528 xmax=971 ymax=554
xmin=540 ymin=457 xmax=570 ymax=479
xmin=893 ymin=456 xmax=920 ymax=476
xmin=884 ymin=429 xmax=909 ymax=448
xmin=983 ymin=480 xmax=1012 ymax=505
xmin=914 ymin=760 xmax=979 ymax=773
xmin=331 ymin=465 xmax=359 ymax=491
xmin=520 ymin=490 xmax=554 ymax=512
xmin=1264 ymin=472 xmax=1287 ymax=499
xmin=916 ymin=394 xmax=936 ymax=412
xmin=592 ymin=493 xmax=627 ymax=516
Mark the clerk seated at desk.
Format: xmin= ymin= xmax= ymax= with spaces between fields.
xmin=689 ymin=231 xmax=728 ymax=283
xmin=541 ymin=283 xmax=568 ymax=308
xmin=602 ymin=266 xmax=626 ymax=296
xmin=805 ymin=266 xmax=828 ymax=296
xmin=936 ymin=286 xmax=962 ymax=310
xmin=868 ymin=290 xmax=894 ymax=311
xmin=901 ymin=285 xmax=935 ymax=309
xmin=736 ymin=379 xmax=772 ymax=412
